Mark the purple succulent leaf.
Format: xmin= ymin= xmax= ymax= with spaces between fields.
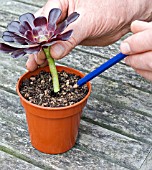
xmin=2 ymin=31 xmax=28 ymax=45
xmin=32 ymin=27 xmax=40 ymax=36
xmin=0 ymin=43 xmax=19 ymax=53
xmin=19 ymin=24 xmax=27 ymax=35
xmin=0 ymin=9 xmax=79 ymax=58
xmin=24 ymin=30 xmax=35 ymax=42
xmin=19 ymin=13 xmax=35 ymax=28
xmin=48 ymin=8 xmax=61 ymax=31
xmin=56 ymin=30 xmax=73 ymax=41
xmin=54 ymin=20 xmax=68 ymax=35
xmin=22 ymin=21 xmax=32 ymax=31
xmin=11 ymin=49 xmax=26 ymax=58
xmin=34 ymin=16 xmax=47 ymax=28
xmin=18 ymin=21 xmax=32 ymax=36
xmin=67 ymin=12 xmax=80 ymax=25
xmin=32 ymin=26 xmax=46 ymax=38
xmin=2 ymin=31 xmax=14 ymax=42
xmin=41 ymin=41 xmax=57 ymax=47
xmin=7 ymin=21 xmax=20 ymax=34
xmin=47 ymin=23 xmax=56 ymax=32
xmin=24 ymin=45 xmax=41 ymax=54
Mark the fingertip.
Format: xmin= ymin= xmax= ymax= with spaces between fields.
xmin=26 ymin=55 xmax=38 ymax=71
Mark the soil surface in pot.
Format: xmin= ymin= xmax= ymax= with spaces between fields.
xmin=20 ymin=70 xmax=89 ymax=107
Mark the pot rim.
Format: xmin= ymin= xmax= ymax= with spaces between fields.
xmin=16 ymin=65 xmax=91 ymax=111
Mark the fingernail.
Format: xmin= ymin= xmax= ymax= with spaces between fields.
xmin=52 ymin=44 xmax=65 ymax=59
xmin=120 ymin=42 xmax=131 ymax=54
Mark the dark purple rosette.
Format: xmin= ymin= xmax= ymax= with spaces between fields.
xmin=0 ymin=8 xmax=79 ymax=58
xmin=0 ymin=8 xmax=79 ymax=92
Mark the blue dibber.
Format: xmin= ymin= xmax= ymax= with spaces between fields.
xmin=77 ymin=53 xmax=127 ymax=87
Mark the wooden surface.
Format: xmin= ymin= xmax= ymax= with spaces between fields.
xmin=0 ymin=0 xmax=152 ymax=169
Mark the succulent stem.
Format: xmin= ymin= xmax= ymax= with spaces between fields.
xmin=43 ymin=46 xmax=60 ymax=93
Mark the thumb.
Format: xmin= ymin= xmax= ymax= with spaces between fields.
xmin=120 ymin=29 xmax=152 ymax=55
xmin=51 ymin=11 xmax=89 ymax=59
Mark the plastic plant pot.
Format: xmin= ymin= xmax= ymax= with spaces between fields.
xmin=16 ymin=65 xmax=91 ymax=154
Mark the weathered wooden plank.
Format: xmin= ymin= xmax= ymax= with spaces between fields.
xmin=0 ymin=150 xmax=42 ymax=170
xmin=14 ymin=0 xmax=45 ymax=7
xmin=140 ymin=148 xmax=152 ymax=170
xmin=0 ymin=89 xmax=151 ymax=170
xmin=0 ymin=0 xmax=39 ymax=16
xmin=0 ymin=11 xmax=18 ymax=28
xmin=90 ymin=77 xmax=152 ymax=115
xmin=84 ymin=97 xmax=152 ymax=144
xmin=78 ymin=121 xmax=151 ymax=170
xmin=0 ymin=54 xmax=26 ymax=91
xmin=0 ymin=143 xmax=129 ymax=170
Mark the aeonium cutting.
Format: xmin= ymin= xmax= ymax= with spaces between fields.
xmin=0 ymin=8 xmax=79 ymax=92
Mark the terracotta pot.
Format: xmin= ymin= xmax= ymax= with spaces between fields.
xmin=16 ymin=65 xmax=91 ymax=154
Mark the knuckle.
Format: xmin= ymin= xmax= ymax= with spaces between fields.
xmin=67 ymin=36 xmax=78 ymax=48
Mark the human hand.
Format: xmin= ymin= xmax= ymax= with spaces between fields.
xmin=120 ymin=20 xmax=152 ymax=81
xmin=26 ymin=0 xmax=152 ymax=71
